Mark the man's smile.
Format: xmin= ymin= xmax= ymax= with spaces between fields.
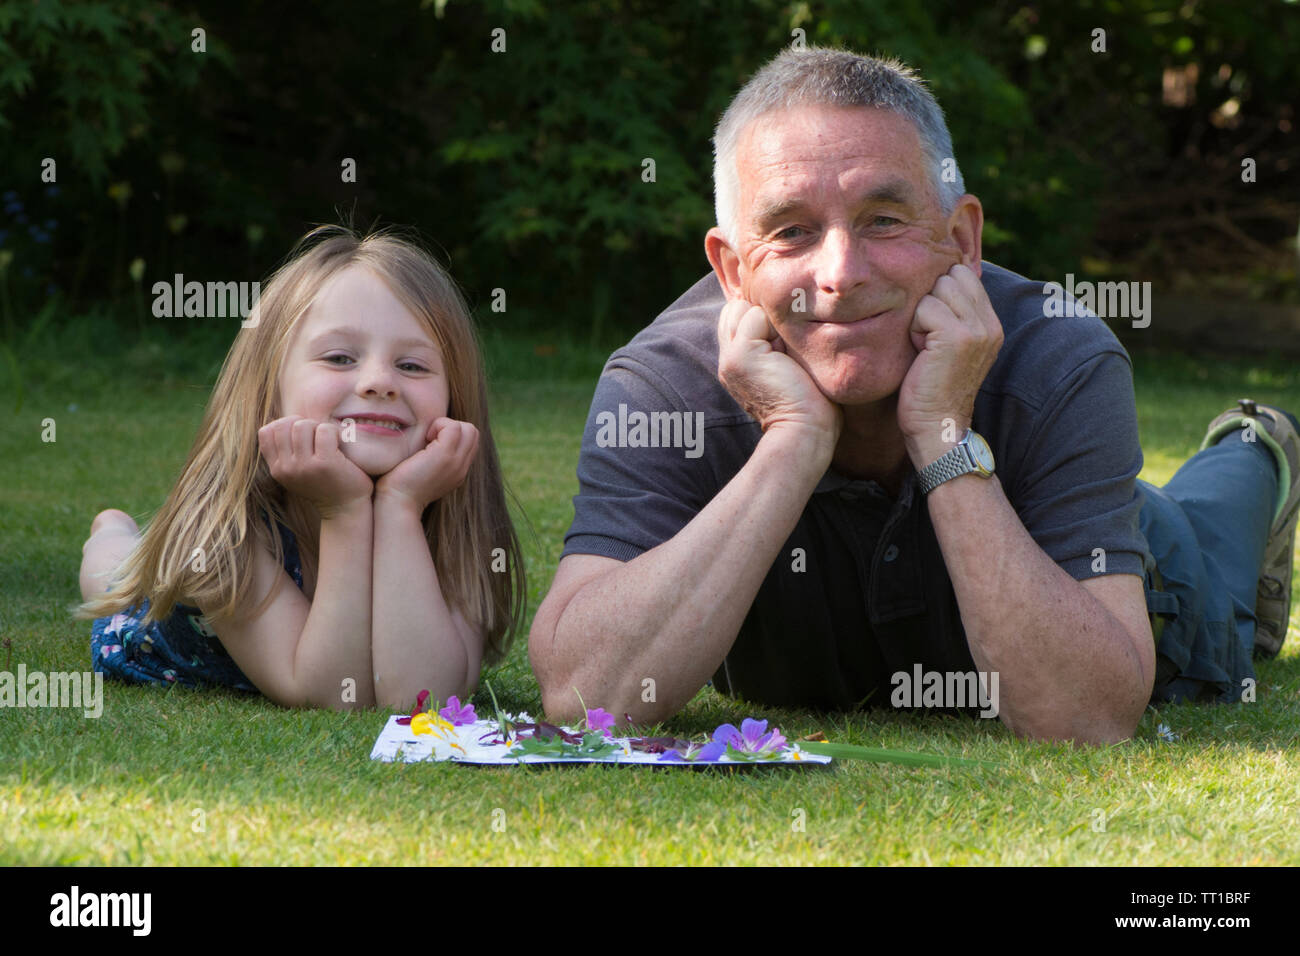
xmin=808 ymin=309 xmax=893 ymax=326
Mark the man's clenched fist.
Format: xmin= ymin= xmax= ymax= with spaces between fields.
xmin=717 ymin=298 xmax=842 ymax=453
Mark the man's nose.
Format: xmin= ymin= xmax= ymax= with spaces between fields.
xmin=813 ymin=227 xmax=868 ymax=298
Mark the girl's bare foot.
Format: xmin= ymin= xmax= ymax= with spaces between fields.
xmin=88 ymin=508 xmax=139 ymax=542
xmin=80 ymin=510 xmax=141 ymax=602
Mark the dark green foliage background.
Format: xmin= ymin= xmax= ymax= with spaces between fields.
xmin=2 ymin=0 xmax=1298 ymax=337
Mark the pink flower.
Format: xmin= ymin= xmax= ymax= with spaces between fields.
xmin=439 ymin=696 xmax=477 ymax=726
xmin=585 ymin=708 xmax=616 ymax=737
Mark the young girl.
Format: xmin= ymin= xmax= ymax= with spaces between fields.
xmin=75 ymin=225 xmax=525 ymax=710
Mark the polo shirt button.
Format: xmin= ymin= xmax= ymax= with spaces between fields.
xmin=883 ymin=544 xmax=900 ymax=562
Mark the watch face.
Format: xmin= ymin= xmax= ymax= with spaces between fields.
xmin=969 ymin=432 xmax=995 ymax=472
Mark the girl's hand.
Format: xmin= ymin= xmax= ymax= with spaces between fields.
xmin=258 ymin=416 xmax=374 ymax=516
xmin=375 ymin=417 xmax=479 ymax=513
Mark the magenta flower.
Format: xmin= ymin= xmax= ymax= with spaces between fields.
xmin=396 ymin=689 xmax=431 ymax=726
xmin=585 ymin=707 xmax=616 ymax=737
xmin=439 ymin=696 xmax=477 ymax=726
xmin=713 ymin=718 xmax=786 ymax=754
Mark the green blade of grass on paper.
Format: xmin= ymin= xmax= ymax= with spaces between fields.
xmin=797 ymin=740 xmax=1000 ymax=769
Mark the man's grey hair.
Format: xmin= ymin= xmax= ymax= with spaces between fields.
xmin=713 ymin=47 xmax=965 ymax=244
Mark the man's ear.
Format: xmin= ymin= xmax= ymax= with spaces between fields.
xmin=947 ymin=194 xmax=984 ymax=279
xmin=704 ymin=227 xmax=744 ymax=302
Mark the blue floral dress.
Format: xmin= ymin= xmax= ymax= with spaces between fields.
xmin=90 ymin=518 xmax=303 ymax=692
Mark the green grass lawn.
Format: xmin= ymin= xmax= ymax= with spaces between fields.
xmin=2 ymin=323 xmax=1299 ymax=865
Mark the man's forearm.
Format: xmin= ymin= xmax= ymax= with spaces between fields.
xmin=924 ymin=473 xmax=1151 ymax=742
xmin=371 ymin=493 xmax=473 ymax=711
xmin=539 ymin=427 xmax=832 ymax=723
xmin=294 ymin=500 xmax=375 ymax=709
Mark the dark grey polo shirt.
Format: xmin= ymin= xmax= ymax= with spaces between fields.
xmin=562 ymin=262 xmax=1149 ymax=710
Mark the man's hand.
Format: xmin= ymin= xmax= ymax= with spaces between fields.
xmin=258 ymin=416 xmax=374 ymax=517
xmin=374 ymin=417 xmax=479 ymax=513
xmin=717 ymin=298 xmax=842 ymax=453
xmin=898 ymin=263 xmax=1003 ymax=466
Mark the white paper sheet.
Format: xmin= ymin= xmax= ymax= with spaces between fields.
xmin=369 ymin=715 xmax=832 ymax=766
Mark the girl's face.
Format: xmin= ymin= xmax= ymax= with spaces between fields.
xmin=276 ymin=265 xmax=451 ymax=478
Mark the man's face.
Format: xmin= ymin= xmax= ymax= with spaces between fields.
xmin=726 ymin=104 xmax=967 ymax=405
xmin=276 ymin=265 xmax=450 ymax=478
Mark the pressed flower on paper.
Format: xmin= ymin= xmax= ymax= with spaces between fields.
xmin=585 ymin=707 xmax=616 ymax=737
xmin=439 ymin=696 xmax=477 ymax=726
xmin=714 ymin=718 xmax=787 ymax=757
xmin=655 ymin=717 xmax=788 ymax=762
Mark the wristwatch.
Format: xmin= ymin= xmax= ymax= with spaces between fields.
xmin=916 ymin=429 xmax=996 ymax=494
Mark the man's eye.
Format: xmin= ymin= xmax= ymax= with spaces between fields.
xmin=872 ymin=216 xmax=901 ymax=227
xmin=773 ymin=226 xmax=808 ymax=241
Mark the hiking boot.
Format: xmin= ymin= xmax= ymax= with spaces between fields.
xmin=1200 ymin=399 xmax=1300 ymax=656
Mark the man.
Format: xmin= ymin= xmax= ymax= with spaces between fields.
xmin=529 ymin=48 xmax=1300 ymax=743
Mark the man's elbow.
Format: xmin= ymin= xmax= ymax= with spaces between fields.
xmin=530 ymin=621 xmax=652 ymax=724
xmin=1004 ymin=702 xmax=1143 ymax=745
xmin=538 ymin=685 xmax=586 ymax=725
xmin=532 ymin=650 xmax=633 ymax=724
xmin=529 ymin=614 xmax=583 ymax=723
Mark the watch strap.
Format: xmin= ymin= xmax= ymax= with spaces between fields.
xmin=917 ymin=443 xmax=974 ymax=494
xmin=916 ymin=429 xmax=993 ymax=495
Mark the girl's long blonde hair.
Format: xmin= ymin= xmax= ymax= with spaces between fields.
xmin=76 ymin=225 xmax=525 ymax=666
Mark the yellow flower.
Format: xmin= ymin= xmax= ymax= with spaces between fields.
xmin=411 ymin=712 xmax=455 ymax=736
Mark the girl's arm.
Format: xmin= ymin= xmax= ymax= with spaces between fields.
xmin=372 ymin=493 xmax=481 ymax=709
xmin=207 ymin=418 xmax=375 ymax=709
xmin=211 ymin=502 xmax=373 ymax=709
xmin=371 ymin=417 xmax=484 ymax=710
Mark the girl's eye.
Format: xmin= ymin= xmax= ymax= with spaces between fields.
xmin=324 ymin=355 xmax=428 ymax=372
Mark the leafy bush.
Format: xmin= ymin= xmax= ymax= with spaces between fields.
xmin=2 ymin=0 xmax=1296 ymax=340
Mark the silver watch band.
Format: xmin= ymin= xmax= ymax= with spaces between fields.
xmin=916 ymin=429 xmax=994 ymax=495
xmin=917 ymin=445 xmax=974 ymax=494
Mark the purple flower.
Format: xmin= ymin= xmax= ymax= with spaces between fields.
xmin=697 ymin=741 xmax=728 ymax=761
xmin=712 ymin=718 xmax=787 ymax=755
xmin=439 ymin=696 xmax=477 ymax=726
xmin=658 ymin=740 xmax=728 ymax=762
xmin=585 ymin=707 xmax=616 ymax=736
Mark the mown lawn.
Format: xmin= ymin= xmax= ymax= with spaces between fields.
xmin=2 ymin=320 xmax=1298 ymax=865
